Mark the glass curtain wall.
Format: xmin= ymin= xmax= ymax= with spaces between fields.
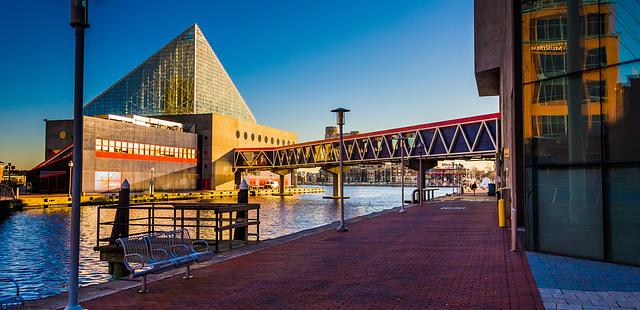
xmin=521 ymin=0 xmax=640 ymax=264
xmin=83 ymin=27 xmax=197 ymax=116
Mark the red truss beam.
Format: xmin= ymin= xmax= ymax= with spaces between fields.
xmin=234 ymin=113 xmax=500 ymax=170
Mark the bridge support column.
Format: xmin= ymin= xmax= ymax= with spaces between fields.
xmin=279 ymin=174 xmax=285 ymax=195
xmin=272 ymin=169 xmax=293 ymax=196
xmin=291 ymin=169 xmax=297 ymax=188
xmin=321 ymin=166 xmax=350 ymax=199
xmin=407 ymin=158 xmax=437 ymax=203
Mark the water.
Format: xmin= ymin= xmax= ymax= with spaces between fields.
xmin=0 ymin=185 xmax=453 ymax=300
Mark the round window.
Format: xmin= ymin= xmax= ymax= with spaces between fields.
xmin=236 ymin=130 xmax=240 ymax=138
xmin=251 ymin=133 xmax=255 ymax=141
xmin=271 ymin=137 xmax=274 ymax=144
xmin=244 ymin=132 xmax=248 ymax=140
xmin=258 ymin=135 xmax=262 ymax=142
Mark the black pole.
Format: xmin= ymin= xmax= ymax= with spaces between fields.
xmin=234 ymin=179 xmax=249 ymax=241
xmin=68 ymin=1 xmax=88 ymax=309
xmin=111 ymin=180 xmax=130 ymax=241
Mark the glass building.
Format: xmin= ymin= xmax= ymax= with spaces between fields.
xmin=83 ymin=24 xmax=256 ymax=123
xmin=521 ymin=0 xmax=640 ymax=264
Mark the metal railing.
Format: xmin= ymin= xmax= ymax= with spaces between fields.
xmin=0 ymin=184 xmax=15 ymax=200
xmin=96 ymin=202 xmax=260 ymax=252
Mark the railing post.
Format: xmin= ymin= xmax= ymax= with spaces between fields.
xmin=96 ymin=206 xmax=100 ymax=246
xmin=196 ymin=208 xmax=201 ymax=240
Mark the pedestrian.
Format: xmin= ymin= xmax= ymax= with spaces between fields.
xmin=470 ymin=182 xmax=477 ymax=195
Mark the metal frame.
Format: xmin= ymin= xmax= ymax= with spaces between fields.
xmin=97 ymin=203 xmax=260 ymax=253
xmin=0 ymin=277 xmax=24 ymax=309
xmin=233 ymin=113 xmax=500 ymax=170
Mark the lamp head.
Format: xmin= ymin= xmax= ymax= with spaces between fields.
xmin=330 ymin=108 xmax=350 ymax=126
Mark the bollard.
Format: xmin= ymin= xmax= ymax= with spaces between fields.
xmin=110 ymin=180 xmax=130 ymax=241
xmin=110 ymin=179 xmax=131 ymax=279
xmin=233 ymin=179 xmax=249 ymax=241
xmin=498 ymin=199 xmax=506 ymax=228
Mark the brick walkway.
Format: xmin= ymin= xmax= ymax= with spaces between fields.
xmin=81 ymin=198 xmax=543 ymax=309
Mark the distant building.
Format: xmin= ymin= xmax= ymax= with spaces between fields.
xmin=83 ymin=24 xmax=255 ymax=123
xmin=325 ymin=126 xmax=338 ymax=139
xmin=29 ymin=24 xmax=296 ymax=193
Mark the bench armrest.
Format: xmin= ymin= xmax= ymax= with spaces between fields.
xmin=0 ymin=278 xmax=20 ymax=296
xmin=170 ymin=244 xmax=191 ymax=257
xmin=123 ymin=254 xmax=145 ymax=270
xmin=150 ymin=248 xmax=170 ymax=262
xmin=192 ymin=240 xmax=209 ymax=252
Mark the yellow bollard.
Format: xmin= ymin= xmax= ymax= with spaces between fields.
xmin=498 ymin=199 xmax=506 ymax=228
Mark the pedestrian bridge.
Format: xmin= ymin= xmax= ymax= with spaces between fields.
xmin=233 ymin=113 xmax=500 ymax=170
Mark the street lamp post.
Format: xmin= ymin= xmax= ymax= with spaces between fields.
xmin=68 ymin=161 xmax=73 ymax=196
xmin=331 ymin=108 xmax=350 ymax=232
xmin=398 ymin=135 xmax=408 ymax=213
xmin=6 ymin=163 xmax=12 ymax=185
xmin=68 ymin=1 xmax=89 ymax=309
xmin=150 ymin=167 xmax=155 ymax=195
xmin=416 ymin=142 xmax=423 ymax=205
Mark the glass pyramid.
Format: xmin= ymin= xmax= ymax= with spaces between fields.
xmin=83 ymin=24 xmax=256 ymax=123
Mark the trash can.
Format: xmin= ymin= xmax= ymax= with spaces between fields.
xmin=487 ymin=183 xmax=496 ymax=196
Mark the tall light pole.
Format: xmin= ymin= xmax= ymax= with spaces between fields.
xmin=68 ymin=0 xmax=89 ymax=309
xmin=331 ymin=108 xmax=350 ymax=232
xmin=150 ymin=167 xmax=155 ymax=195
xmin=68 ymin=161 xmax=73 ymax=196
xmin=416 ymin=142 xmax=424 ymax=205
xmin=398 ymin=135 xmax=408 ymax=213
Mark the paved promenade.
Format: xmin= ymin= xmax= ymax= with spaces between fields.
xmin=79 ymin=197 xmax=542 ymax=309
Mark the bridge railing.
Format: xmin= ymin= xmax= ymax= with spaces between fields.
xmin=234 ymin=113 xmax=500 ymax=169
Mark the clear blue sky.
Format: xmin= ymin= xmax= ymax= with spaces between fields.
xmin=0 ymin=1 xmax=497 ymax=169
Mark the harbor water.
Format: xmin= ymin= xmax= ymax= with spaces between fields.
xmin=0 ymin=185 xmax=454 ymax=300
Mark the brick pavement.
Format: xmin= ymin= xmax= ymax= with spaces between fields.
xmin=81 ymin=198 xmax=543 ymax=309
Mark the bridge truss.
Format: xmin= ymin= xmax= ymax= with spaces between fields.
xmin=233 ymin=113 xmax=500 ymax=170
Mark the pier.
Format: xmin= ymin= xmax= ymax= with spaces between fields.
xmin=11 ymin=187 xmax=324 ymax=208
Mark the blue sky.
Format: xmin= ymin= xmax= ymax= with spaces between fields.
xmin=0 ymin=1 xmax=497 ymax=169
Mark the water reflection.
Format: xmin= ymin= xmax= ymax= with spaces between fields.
xmin=0 ymin=185 xmax=453 ymax=300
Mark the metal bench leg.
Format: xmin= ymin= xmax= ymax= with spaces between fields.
xmin=138 ymin=275 xmax=150 ymax=293
xmin=182 ymin=266 xmax=194 ymax=279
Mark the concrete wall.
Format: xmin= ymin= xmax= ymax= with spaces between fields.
xmin=81 ymin=116 xmax=198 ymax=193
xmin=160 ymin=113 xmax=297 ymax=190
xmin=474 ymin=0 xmax=523 ymax=221
xmin=45 ymin=120 xmax=74 ymax=160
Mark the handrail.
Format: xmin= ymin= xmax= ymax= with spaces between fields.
xmin=96 ymin=202 xmax=260 ymax=252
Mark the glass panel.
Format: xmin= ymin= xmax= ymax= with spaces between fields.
xmin=535 ymin=168 xmax=603 ymax=259
xmin=607 ymin=167 xmax=640 ymax=265
xmin=609 ymin=0 xmax=640 ymax=64
xmin=604 ymin=61 xmax=640 ymax=163
xmin=524 ymin=73 xmax=601 ymax=164
xmin=83 ymin=26 xmax=195 ymax=116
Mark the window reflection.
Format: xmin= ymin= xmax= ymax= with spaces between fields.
xmin=522 ymin=0 xmax=640 ymax=264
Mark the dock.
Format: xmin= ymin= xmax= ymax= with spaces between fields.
xmin=14 ymin=187 xmax=324 ymax=208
